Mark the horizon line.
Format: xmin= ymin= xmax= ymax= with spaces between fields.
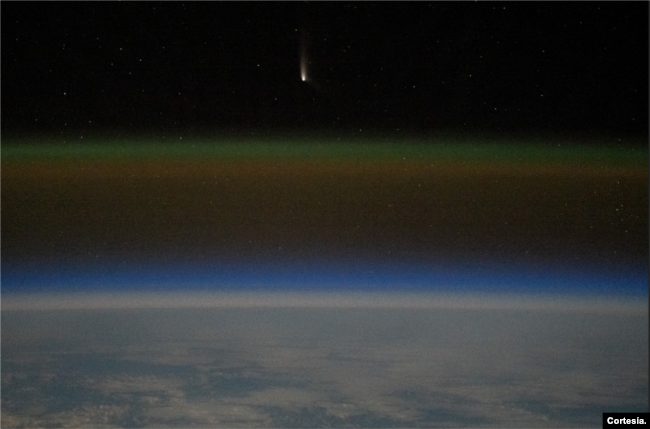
xmin=2 ymin=290 xmax=647 ymax=314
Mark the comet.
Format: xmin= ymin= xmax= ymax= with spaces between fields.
xmin=300 ymin=29 xmax=308 ymax=82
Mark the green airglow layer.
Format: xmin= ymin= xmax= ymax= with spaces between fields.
xmin=2 ymin=138 xmax=647 ymax=167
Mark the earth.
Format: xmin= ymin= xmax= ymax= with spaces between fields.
xmin=2 ymin=298 xmax=648 ymax=428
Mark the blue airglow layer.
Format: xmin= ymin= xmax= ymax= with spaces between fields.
xmin=2 ymin=261 xmax=647 ymax=297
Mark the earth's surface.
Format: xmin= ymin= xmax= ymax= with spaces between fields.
xmin=2 ymin=298 xmax=648 ymax=428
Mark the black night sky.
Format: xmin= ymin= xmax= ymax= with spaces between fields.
xmin=1 ymin=2 xmax=648 ymax=295
xmin=2 ymin=2 xmax=648 ymax=138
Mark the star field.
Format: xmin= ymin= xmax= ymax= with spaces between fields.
xmin=2 ymin=2 xmax=647 ymax=138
